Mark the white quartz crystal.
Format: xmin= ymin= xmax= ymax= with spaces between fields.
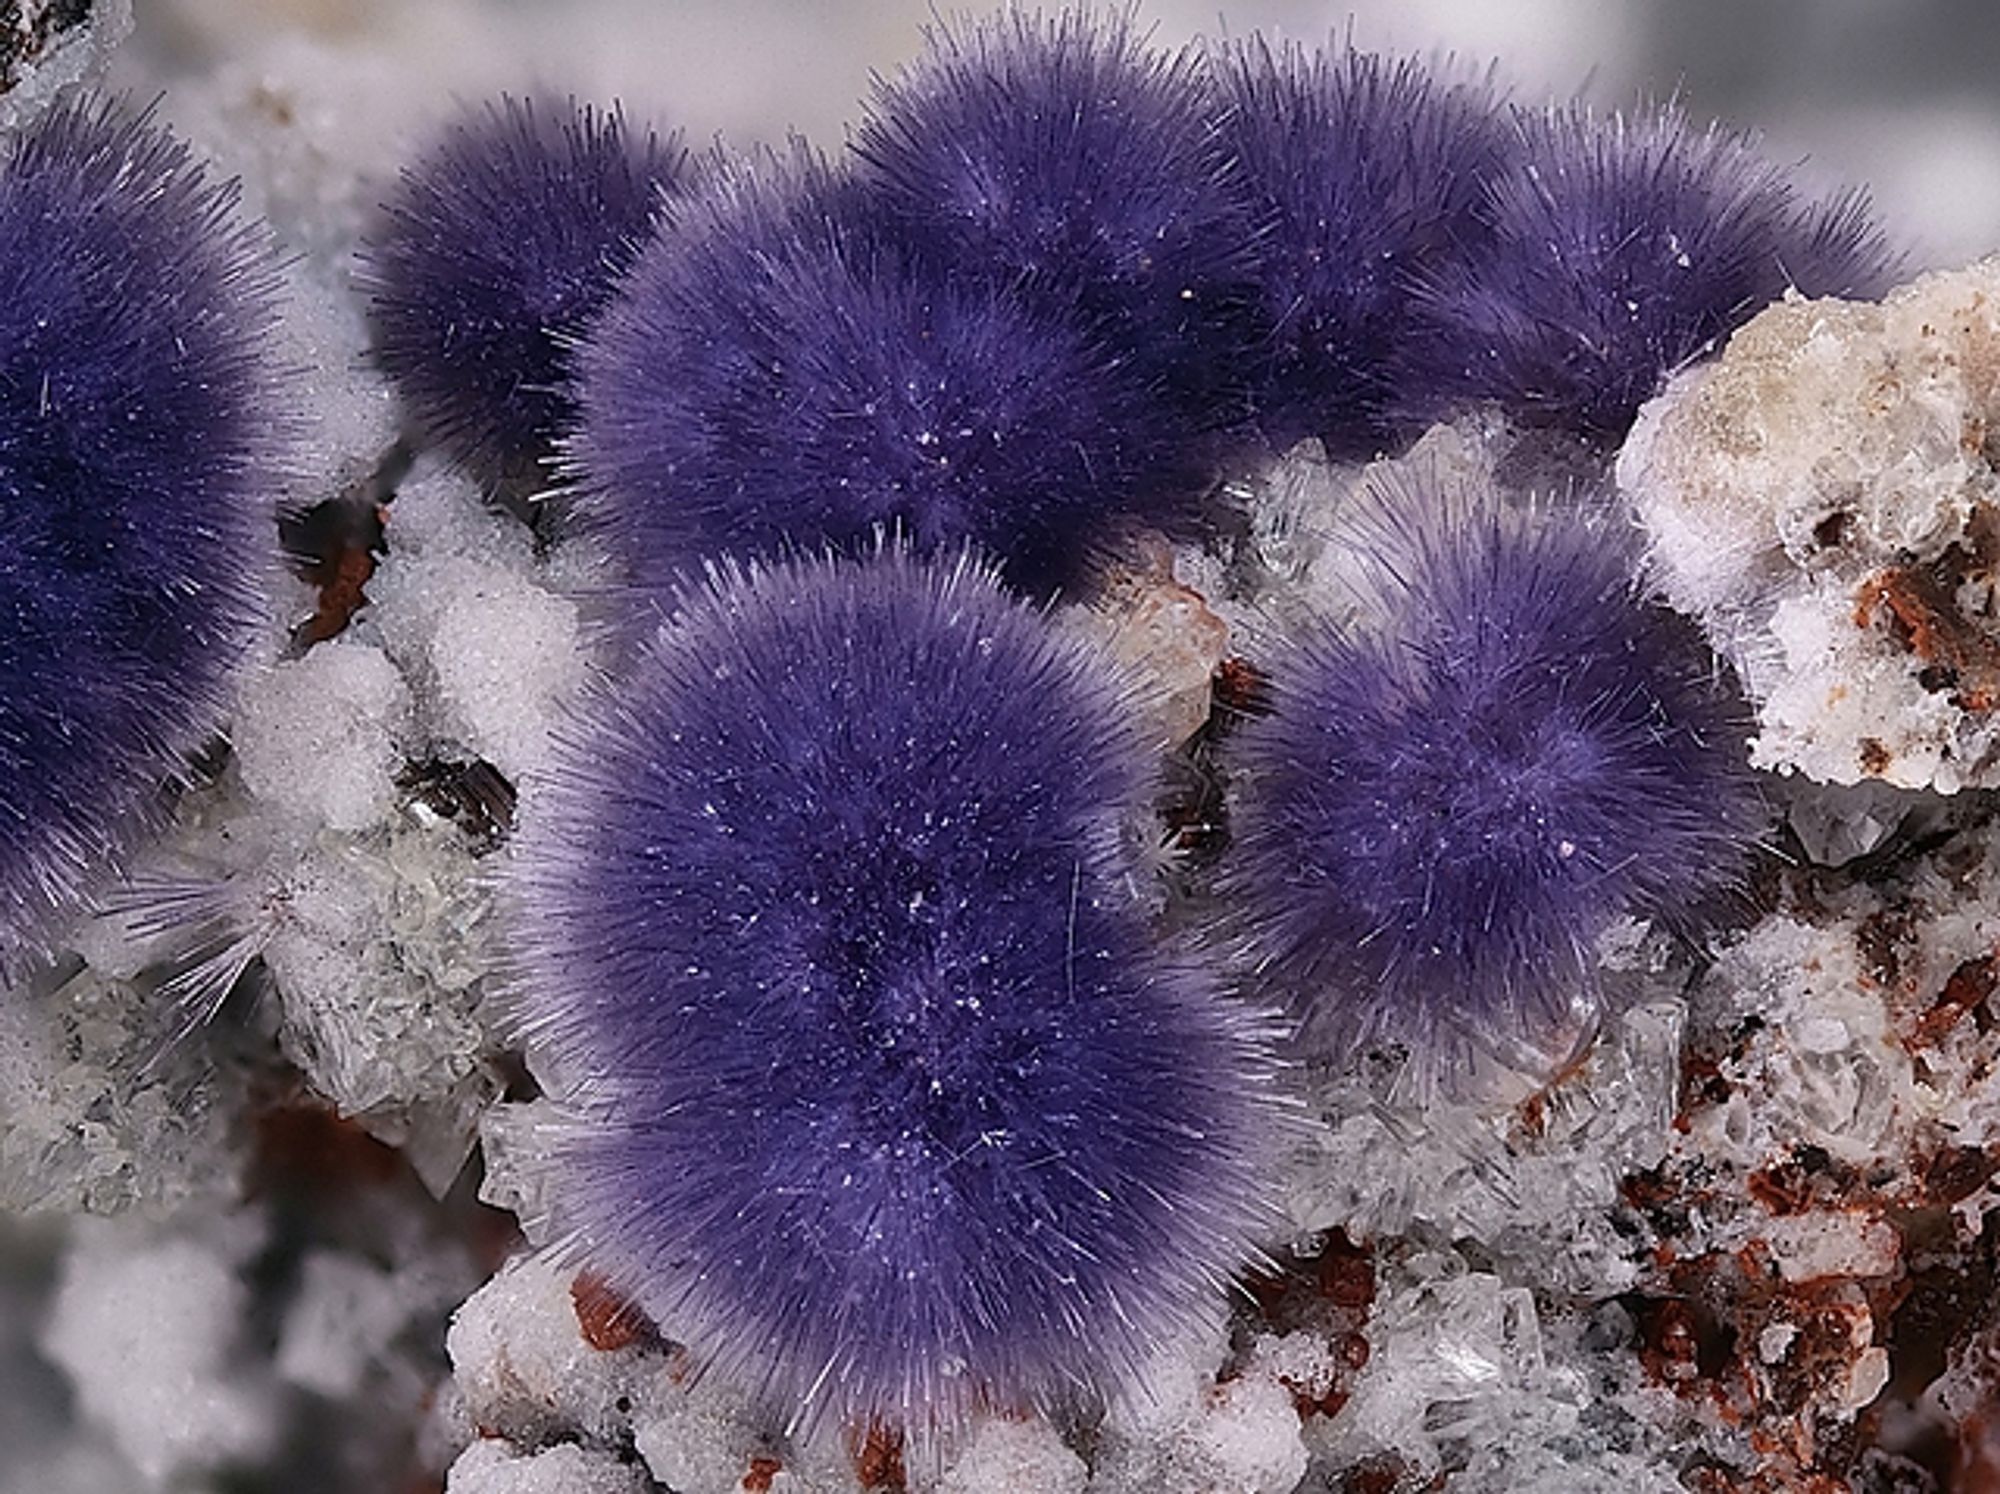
xmin=935 ymin=1418 xmax=1088 ymax=1494
xmin=448 ymin=1252 xmax=664 ymax=1453
xmin=235 ymin=639 xmax=413 ymax=831
xmin=446 ymin=1440 xmax=651 ymax=1494
xmin=361 ymin=457 xmax=591 ymax=784
xmin=0 ymin=964 xmax=245 ymax=1217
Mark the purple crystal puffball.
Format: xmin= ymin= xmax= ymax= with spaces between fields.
xmin=570 ymin=147 xmax=1203 ymax=598
xmin=1228 ymin=473 xmax=1763 ymax=1078
xmin=851 ymin=9 xmax=1256 ymax=426
xmin=0 ymin=98 xmax=281 ymax=959
xmin=361 ymin=96 xmax=687 ymax=486
xmin=1399 ymin=104 xmax=1895 ymax=444
xmin=508 ymin=549 xmax=1277 ymax=1450
xmin=1211 ymin=37 xmax=1504 ymax=458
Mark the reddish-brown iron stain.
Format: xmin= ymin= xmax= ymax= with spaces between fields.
xmin=1854 ymin=545 xmax=2000 ymax=713
xmin=853 ymin=1423 xmax=907 ymax=1493
xmin=570 ymin=1269 xmax=659 ymax=1353
xmin=1910 ymin=951 xmax=2000 ymax=1048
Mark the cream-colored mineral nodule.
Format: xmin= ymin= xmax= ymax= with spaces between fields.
xmin=1619 ymin=256 xmax=2000 ymax=791
xmin=1074 ymin=533 xmax=1232 ymax=751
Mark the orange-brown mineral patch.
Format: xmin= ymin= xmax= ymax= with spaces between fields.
xmin=853 ymin=1422 xmax=907 ymax=1493
xmin=1854 ymin=528 xmax=2000 ymax=714
xmin=570 ymin=1269 xmax=659 ymax=1353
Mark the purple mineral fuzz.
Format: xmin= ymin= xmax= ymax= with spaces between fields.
xmin=1396 ymin=103 xmax=1897 ymax=444
xmin=0 ymin=97 xmax=285 ymax=964
xmin=568 ymin=146 xmax=1206 ymax=599
xmin=361 ymin=95 xmax=687 ymax=488
xmin=851 ymin=8 xmax=1258 ymax=428
xmin=507 ymin=549 xmax=1279 ymax=1453
xmin=1227 ymin=470 xmax=1765 ymax=1078
xmin=1211 ymin=36 xmax=1505 ymax=459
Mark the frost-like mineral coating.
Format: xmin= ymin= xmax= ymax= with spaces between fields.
xmin=0 ymin=97 xmax=282 ymax=962
xmin=571 ymin=147 xmax=1203 ymax=597
xmin=1228 ymin=472 xmax=1764 ymax=1075
xmin=506 ymin=550 xmax=1279 ymax=1453
xmin=1620 ymin=256 xmax=2000 ymax=793
xmin=1397 ymin=104 xmax=1896 ymax=444
xmin=361 ymin=96 xmax=686 ymax=487
xmin=852 ymin=9 xmax=1256 ymax=428
xmin=1211 ymin=37 xmax=1503 ymax=458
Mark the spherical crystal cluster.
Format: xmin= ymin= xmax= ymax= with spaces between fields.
xmin=569 ymin=145 xmax=1205 ymax=598
xmin=1393 ymin=105 xmax=1897 ymax=444
xmin=360 ymin=95 xmax=689 ymax=490
xmin=1210 ymin=36 xmax=1506 ymax=457
xmin=337 ymin=10 xmax=1878 ymax=1453
xmin=851 ymin=11 xmax=1259 ymax=434
xmin=1225 ymin=474 xmax=1765 ymax=1073
xmin=509 ymin=549 xmax=1278 ymax=1445
xmin=0 ymin=5 xmax=1883 ymax=1467
xmin=0 ymin=97 xmax=285 ymax=964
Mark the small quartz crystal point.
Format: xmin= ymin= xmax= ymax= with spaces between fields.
xmin=0 ymin=95 xmax=286 ymax=966
xmin=568 ymin=144 xmax=1208 ymax=601
xmin=361 ymin=94 xmax=688 ymax=490
xmin=505 ymin=547 xmax=1282 ymax=1459
xmin=1225 ymin=465 xmax=1766 ymax=1082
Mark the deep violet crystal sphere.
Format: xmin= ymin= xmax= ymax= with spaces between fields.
xmin=1211 ymin=37 xmax=1504 ymax=459
xmin=850 ymin=9 xmax=1258 ymax=427
xmin=507 ymin=549 xmax=1278 ymax=1447
xmin=1396 ymin=104 xmax=1897 ymax=444
xmin=0 ymin=97 xmax=282 ymax=959
xmin=569 ymin=147 xmax=1205 ymax=598
xmin=1227 ymin=471 xmax=1765 ymax=1075
xmin=361 ymin=95 xmax=687 ymax=487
